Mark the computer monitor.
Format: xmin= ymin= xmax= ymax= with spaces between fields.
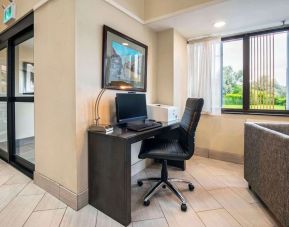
xmin=115 ymin=93 xmax=147 ymax=123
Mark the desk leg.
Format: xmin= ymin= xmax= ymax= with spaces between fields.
xmin=88 ymin=134 xmax=131 ymax=226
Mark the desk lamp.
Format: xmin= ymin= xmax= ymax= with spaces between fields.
xmin=90 ymin=82 xmax=133 ymax=132
xmin=90 ymin=88 xmax=113 ymax=133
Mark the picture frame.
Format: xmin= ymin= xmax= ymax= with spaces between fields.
xmin=102 ymin=25 xmax=148 ymax=92
xmin=22 ymin=62 xmax=34 ymax=95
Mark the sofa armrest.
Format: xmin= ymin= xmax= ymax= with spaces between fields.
xmin=244 ymin=122 xmax=289 ymax=226
xmin=256 ymin=123 xmax=289 ymax=136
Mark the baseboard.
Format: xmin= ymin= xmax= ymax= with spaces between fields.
xmin=195 ymin=147 xmax=244 ymax=164
xmin=34 ymin=159 xmax=151 ymax=211
xmin=195 ymin=147 xmax=209 ymax=158
xmin=34 ymin=171 xmax=88 ymax=210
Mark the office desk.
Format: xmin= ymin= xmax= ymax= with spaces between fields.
xmin=88 ymin=122 xmax=180 ymax=226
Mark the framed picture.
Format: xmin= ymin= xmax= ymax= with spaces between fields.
xmin=22 ymin=62 xmax=34 ymax=95
xmin=102 ymin=25 xmax=148 ymax=92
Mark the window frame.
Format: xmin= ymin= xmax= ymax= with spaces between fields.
xmin=221 ymin=26 xmax=289 ymax=116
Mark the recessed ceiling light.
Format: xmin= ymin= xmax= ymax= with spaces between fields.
xmin=122 ymin=42 xmax=129 ymax=46
xmin=214 ymin=21 xmax=226 ymax=28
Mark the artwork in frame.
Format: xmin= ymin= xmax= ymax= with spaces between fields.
xmin=102 ymin=25 xmax=148 ymax=92
xmin=22 ymin=62 xmax=34 ymax=95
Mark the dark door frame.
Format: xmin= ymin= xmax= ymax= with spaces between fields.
xmin=0 ymin=12 xmax=34 ymax=178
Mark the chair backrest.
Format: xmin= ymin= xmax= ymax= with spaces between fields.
xmin=179 ymin=98 xmax=204 ymax=159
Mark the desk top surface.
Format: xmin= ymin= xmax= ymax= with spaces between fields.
xmin=88 ymin=121 xmax=180 ymax=142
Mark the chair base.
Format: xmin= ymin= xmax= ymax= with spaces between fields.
xmin=137 ymin=160 xmax=194 ymax=212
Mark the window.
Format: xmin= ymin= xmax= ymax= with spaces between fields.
xmin=222 ymin=29 xmax=289 ymax=114
xmin=222 ymin=39 xmax=243 ymax=109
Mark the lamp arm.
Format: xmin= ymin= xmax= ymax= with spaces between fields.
xmin=94 ymin=88 xmax=106 ymax=125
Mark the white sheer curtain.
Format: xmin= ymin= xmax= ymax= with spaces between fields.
xmin=187 ymin=38 xmax=221 ymax=115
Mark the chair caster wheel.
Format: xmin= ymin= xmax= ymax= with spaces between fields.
xmin=162 ymin=185 xmax=166 ymax=189
xmin=181 ymin=203 xmax=187 ymax=212
xmin=188 ymin=183 xmax=194 ymax=191
xmin=144 ymin=200 xmax=150 ymax=206
xmin=137 ymin=180 xmax=143 ymax=187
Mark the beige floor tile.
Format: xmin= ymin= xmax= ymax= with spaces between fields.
xmin=0 ymin=184 xmax=26 ymax=211
xmin=132 ymin=171 xmax=147 ymax=186
xmin=19 ymin=182 xmax=45 ymax=196
xmin=96 ymin=210 xmax=126 ymax=227
xmin=0 ymin=194 xmax=43 ymax=227
xmin=24 ymin=208 xmax=66 ymax=227
xmin=210 ymin=188 xmax=273 ymax=227
xmin=132 ymin=218 xmax=168 ymax=227
xmin=230 ymin=187 xmax=258 ymax=204
xmin=0 ymin=156 xmax=281 ymax=227
xmin=144 ymin=165 xmax=161 ymax=179
xmin=0 ymin=174 xmax=14 ymax=186
xmin=0 ymin=164 xmax=7 ymax=173
xmin=187 ymin=165 xmax=227 ymax=190
xmin=252 ymin=203 xmax=279 ymax=226
xmin=177 ymin=184 xmax=222 ymax=212
xmin=0 ymin=159 xmax=6 ymax=166
xmin=221 ymin=175 xmax=248 ymax=188
xmin=157 ymin=190 xmax=205 ymax=227
xmin=60 ymin=205 xmax=97 ymax=227
xmin=197 ymin=208 xmax=241 ymax=227
xmin=35 ymin=192 xmax=67 ymax=211
xmin=4 ymin=173 xmax=31 ymax=185
xmin=193 ymin=157 xmax=243 ymax=177
xmin=0 ymin=165 xmax=18 ymax=176
xmin=131 ymin=184 xmax=164 ymax=222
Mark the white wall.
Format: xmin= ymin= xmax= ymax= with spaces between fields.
xmin=14 ymin=42 xmax=34 ymax=140
xmin=196 ymin=114 xmax=289 ymax=159
xmin=75 ymin=0 xmax=158 ymax=192
xmin=156 ymin=28 xmax=188 ymax=115
xmin=156 ymin=29 xmax=174 ymax=105
xmin=173 ymin=30 xmax=188 ymax=115
xmin=144 ymin=0 xmax=217 ymax=21
xmin=34 ymin=0 xmax=78 ymax=193
xmin=106 ymin=0 xmax=145 ymax=21
xmin=15 ymin=103 xmax=34 ymax=140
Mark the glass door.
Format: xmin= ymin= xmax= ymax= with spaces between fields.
xmin=0 ymin=47 xmax=8 ymax=160
xmin=0 ymin=13 xmax=34 ymax=177
xmin=12 ymin=34 xmax=35 ymax=168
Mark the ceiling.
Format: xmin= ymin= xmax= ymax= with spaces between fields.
xmin=146 ymin=0 xmax=289 ymax=39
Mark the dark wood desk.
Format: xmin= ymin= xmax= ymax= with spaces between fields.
xmin=88 ymin=122 xmax=180 ymax=226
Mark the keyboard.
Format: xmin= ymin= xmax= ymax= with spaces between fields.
xmin=127 ymin=122 xmax=162 ymax=132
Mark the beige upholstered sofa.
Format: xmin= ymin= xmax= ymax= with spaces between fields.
xmin=244 ymin=122 xmax=289 ymax=227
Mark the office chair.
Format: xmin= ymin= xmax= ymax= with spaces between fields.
xmin=137 ymin=98 xmax=204 ymax=211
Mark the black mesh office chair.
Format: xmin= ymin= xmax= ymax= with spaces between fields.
xmin=137 ymin=98 xmax=204 ymax=211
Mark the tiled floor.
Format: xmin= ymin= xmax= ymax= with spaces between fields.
xmin=0 ymin=156 xmax=279 ymax=227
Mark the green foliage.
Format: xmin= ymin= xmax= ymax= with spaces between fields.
xmin=275 ymin=97 xmax=286 ymax=106
xmin=275 ymin=82 xmax=287 ymax=97
xmin=223 ymin=93 xmax=242 ymax=105
xmin=223 ymin=65 xmax=287 ymax=108
xmin=223 ymin=66 xmax=243 ymax=95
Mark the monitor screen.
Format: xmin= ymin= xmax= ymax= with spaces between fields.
xmin=116 ymin=93 xmax=147 ymax=123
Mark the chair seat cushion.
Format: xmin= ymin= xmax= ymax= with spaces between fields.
xmin=138 ymin=138 xmax=189 ymax=161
